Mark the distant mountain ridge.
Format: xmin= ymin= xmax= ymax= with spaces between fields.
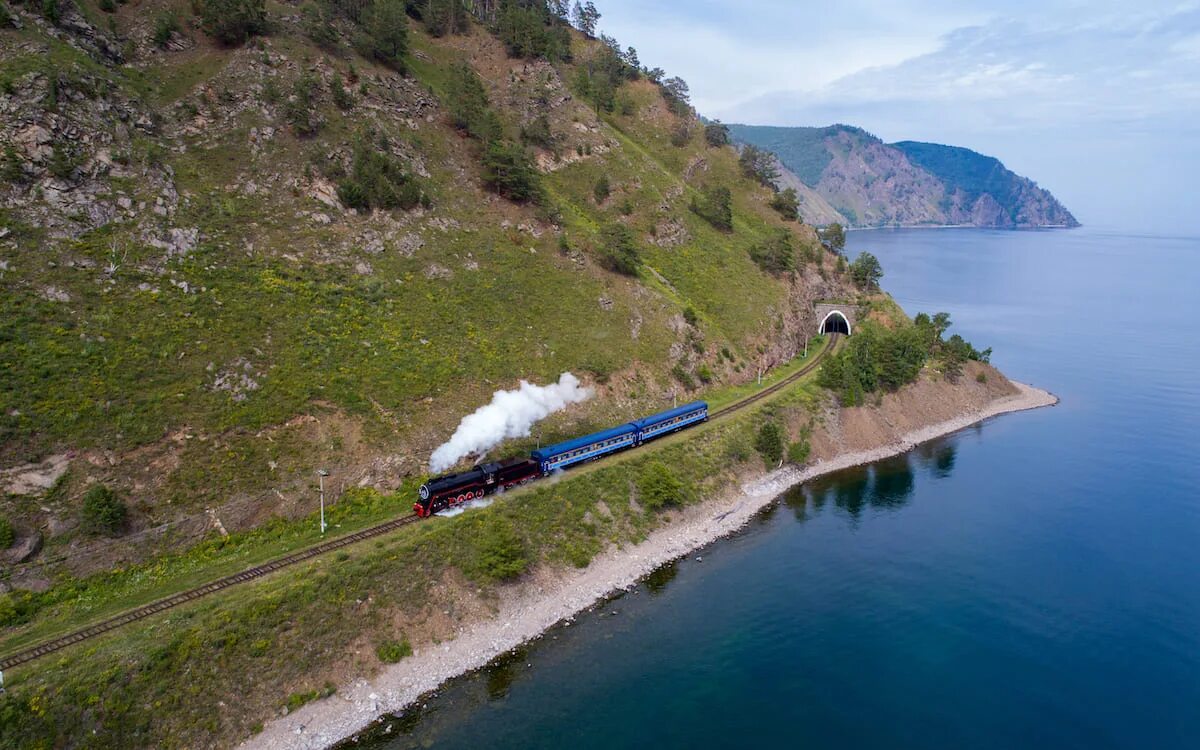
xmin=728 ymin=124 xmax=1079 ymax=229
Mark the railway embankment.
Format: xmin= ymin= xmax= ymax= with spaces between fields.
xmin=246 ymin=363 xmax=1056 ymax=750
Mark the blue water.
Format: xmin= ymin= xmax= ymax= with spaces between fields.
xmin=348 ymin=227 xmax=1200 ymax=749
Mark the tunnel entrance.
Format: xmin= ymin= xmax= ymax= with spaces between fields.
xmin=819 ymin=310 xmax=851 ymax=335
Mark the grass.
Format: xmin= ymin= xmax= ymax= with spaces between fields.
xmin=0 ymin=336 xmax=833 ymax=656
xmin=0 ymin=15 xmax=860 ymax=747
xmin=0 ymin=486 xmax=408 ymax=654
xmin=0 ymin=386 xmax=827 ymax=748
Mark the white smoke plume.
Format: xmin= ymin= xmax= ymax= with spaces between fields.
xmin=429 ymin=373 xmax=592 ymax=473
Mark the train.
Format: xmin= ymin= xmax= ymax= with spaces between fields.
xmin=415 ymin=401 xmax=709 ymax=517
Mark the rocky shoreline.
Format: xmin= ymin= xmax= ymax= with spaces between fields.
xmin=243 ymin=381 xmax=1057 ymax=750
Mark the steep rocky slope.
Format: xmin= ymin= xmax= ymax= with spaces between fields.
xmin=728 ymin=123 xmax=1079 ymax=228
xmin=0 ymin=1 xmax=854 ymax=579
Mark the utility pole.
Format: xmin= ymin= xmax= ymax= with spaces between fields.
xmin=804 ymin=335 xmax=809 ymax=359
xmin=317 ymin=469 xmax=329 ymax=534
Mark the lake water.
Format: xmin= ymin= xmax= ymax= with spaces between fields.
xmin=346 ymin=227 xmax=1200 ymax=749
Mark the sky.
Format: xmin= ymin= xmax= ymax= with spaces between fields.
xmin=595 ymin=1 xmax=1200 ymax=233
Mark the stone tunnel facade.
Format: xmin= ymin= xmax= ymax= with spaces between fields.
xmin=813 ymin=302 xmax=858 ymax=335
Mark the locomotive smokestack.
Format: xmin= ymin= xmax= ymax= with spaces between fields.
xmin=429 ymin=373 xmax=592 ymax=473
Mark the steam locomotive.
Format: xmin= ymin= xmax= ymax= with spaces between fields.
xmin=415 ymin=401 xmax=709 ymax=517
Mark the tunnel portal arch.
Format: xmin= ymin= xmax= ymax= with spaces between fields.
xmin=819 ymin=309 xmax=851 ymax=335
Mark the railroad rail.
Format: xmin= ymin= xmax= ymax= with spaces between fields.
xmin=0 ymin=334 xmax=838 ymax=671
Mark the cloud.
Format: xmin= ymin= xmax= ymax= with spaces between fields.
xmin=587 ymin=1 xmax=1200 ymax=232
xmin=593 ymin=0 xmax=987 ymax=114
xmin=720 ymin=6 xmax=1200 ymax=134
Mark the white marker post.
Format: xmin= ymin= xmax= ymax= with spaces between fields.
xmin=317 ymin=469 xmax=329 ymax=535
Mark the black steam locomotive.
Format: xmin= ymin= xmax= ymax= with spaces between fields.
xmin=415 ymin=457 xmax=540 ymax=517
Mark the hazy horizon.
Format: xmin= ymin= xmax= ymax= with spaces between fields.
xmin=596 ymin=1 xmax=1200 ymax=235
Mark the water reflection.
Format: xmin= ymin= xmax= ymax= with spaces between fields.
xmin=781 ymin=484 xmax=812 ymax=524
xmin=872 ymin=454 xmax=915 ymax=510
xmin=485 ymin=646 xmax=529 ymax=700
xmin=786 ymin=445 xmax=948 ymax=525
xmin=341 ymin=437 xmax=964 ymax=750
xmin=914 ymin=439 xmax=958 ymax=478
xmin=643 ymin=561 xmax=679 ymax=596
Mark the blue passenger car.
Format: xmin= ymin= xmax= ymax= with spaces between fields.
xmin=531 ymin=423 xmax=638 ymax=473
xmin=633 ymin=401 xmax=708 ymax=443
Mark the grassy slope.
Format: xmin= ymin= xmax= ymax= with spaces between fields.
xmin=0 ymin=377 xmax=828 ymax=750
xmin=0 ymin=6 xmax=859 ymax=746
xmin=0 ymin=335 xmax=831 ymax=656
xmin=1 ymin=13 xmax=837 ymax=536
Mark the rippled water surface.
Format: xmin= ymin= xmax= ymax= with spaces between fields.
xmin=349 ymin=227 xmax=1200 ymax=749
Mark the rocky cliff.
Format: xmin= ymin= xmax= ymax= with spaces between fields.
xmin=729 ymin=123 xmax=1079 ymax=229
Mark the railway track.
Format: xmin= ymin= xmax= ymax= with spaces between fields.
xmin=712 ymin=333 xmax=839 ymax=419
xmin=0 ymin=334 xmax=838 ymax=671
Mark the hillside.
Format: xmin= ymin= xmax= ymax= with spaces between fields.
xmin=728 ymin=123 xmax=1079 ymax=229
xmin=0 ymin=1 xmax=854 ymax=583
xmin=0 ymin=4 xmax=1043 ymax=746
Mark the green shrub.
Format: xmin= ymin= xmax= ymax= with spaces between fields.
xmin=482 ymin=140 xmax=541 ymax=203
xmin=41 ymin=0 xmax=61 ymax=25
xmin=754 ymin=422 xmax=785 ymax=468
xmin=2 ymin=143 xmax=26 ymax=184
xmin=769 ymin=187 xmax=799 ymax=221
xmin=300 ymin=0 xmax=336 ymax=50
xmin=198 ymin=0 xmax=267 ymax=46
xmin=152 ymin=11 xmax=180 ymax=47
xmin=850 ymin=251 xmax=883 ymax=290
xmin=47 ymin=142 xmax=79 ymax=181
xmin=671 ymin=364 xmax=695 ymax=390
xmin=739 ymin=143 xmax=779 ymax=187
xmin=331 ymin=76 xmax=354 ymax=110
xmin=337 ymin=137 xmax=426 ymax=211
xmin=363 ymin=0 xmax=407 ymax=71
xmin=285 ymin=682 xmax=335 ymax=711
xmin=0 ymin=593 xmax=16 ymax=626
xmin=0 ymin=516 xmax=14 ymax=548
xmin=99 ymin=0 xmax=116 ymax=12
xmin=285 ymin=73 xmax=322 ymax=137
xmin=81 ymin=485 xmax=127 ymax=537
xmin=704 ymin=121 xmax=730 ymax=147
xmin=520 ymin=114 xmax=552 ymax=148
xmin=445 ymin=63 xmax=500 ymax=142
xmin=495 ymin=0 xmax=569 ymax=61
xmin=670 ymin=123 xmax=691 ymax=147
xmin=423 ymin=0 xmax=468 ymax=37
xmin=696 ymin=364 xmax=713 ymax=384
xmin=682 ymin=305 xmax=698 ymax=327
xmin=593 ymin=174 xmax=610 ymax=203
xmin=473 ymin=518 xmax=529 ymax=581
xmin=749 ymin=229 xmax=796 ymax=275
xmin=689 ymin=184 xmax=732 ymax=231
xmin=597 ymin=223 xmax=639 ymax=275
xmin=975 ymin=371 xmax=987 ymax=383
xmin=261 ymin=79 xmax=281 ymax=105
xmin=637 ymin=461 xmax=684 ymax=511
xmin=818 ymin=314 xmax=991 ymax=404
xmin=786 ymin=439 xmax=811 ymax=465
xmin=375 ymin=638 xmax=412 ymax=663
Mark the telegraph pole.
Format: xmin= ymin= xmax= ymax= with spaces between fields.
xmin=317 ymin=469 xmax=329 ymax=534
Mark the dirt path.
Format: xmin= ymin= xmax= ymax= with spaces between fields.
xmin=244 ymin=380 xmax=1056 ymax=750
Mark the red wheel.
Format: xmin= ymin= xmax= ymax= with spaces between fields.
xmin=457 ymin=494 xmax=465 ymax=504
